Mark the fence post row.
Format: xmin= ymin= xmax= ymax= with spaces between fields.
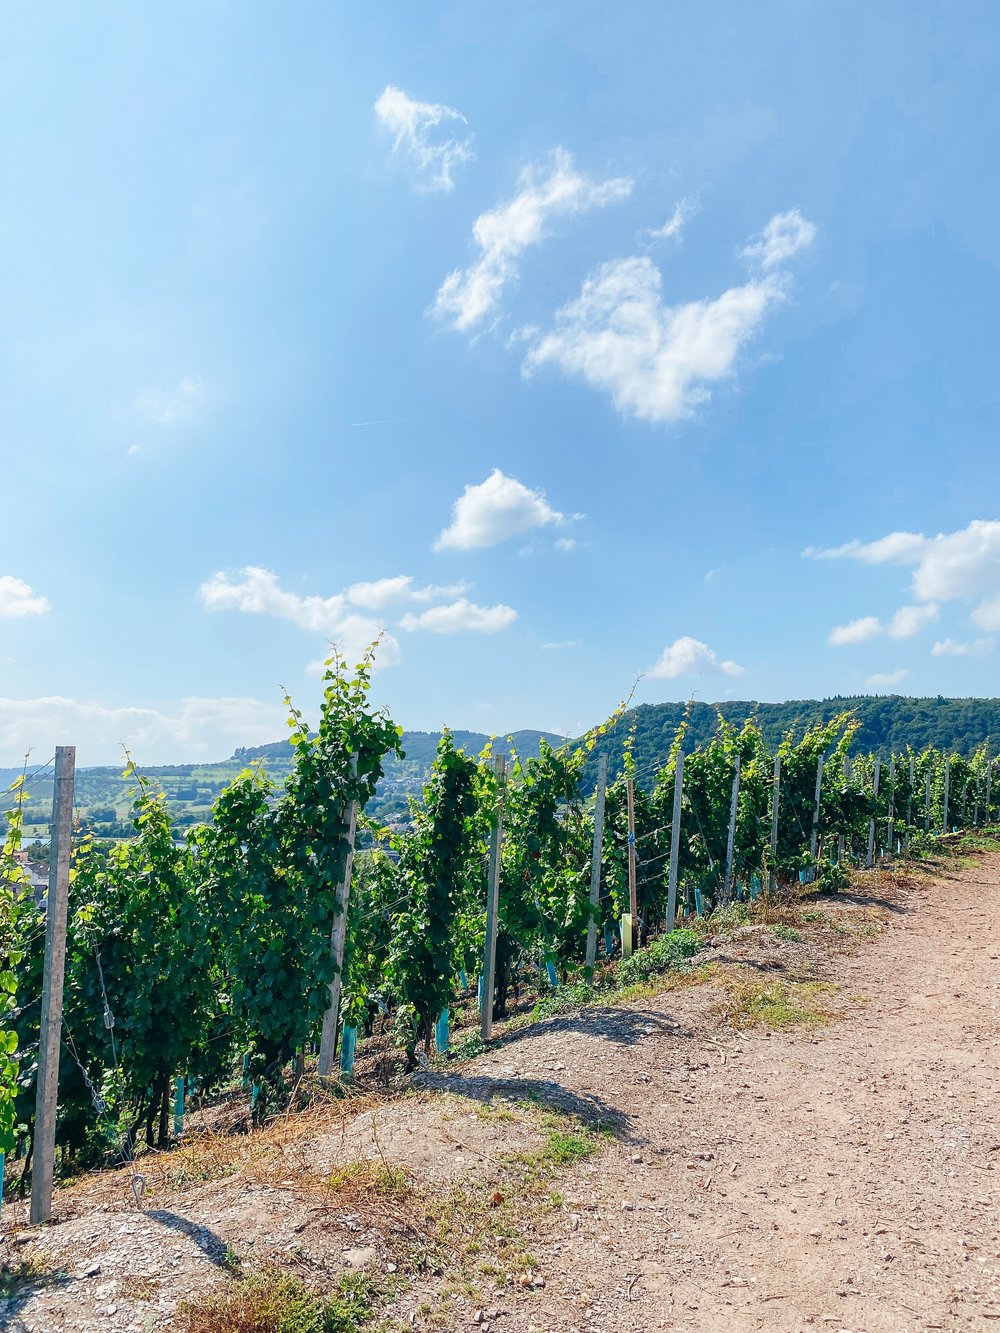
xmin=585 ymin=754 xmax=608 ymax=969
xmin=480 ymin=754 xmax=506 ymax=1042
xmin=30 ymin=745 xmax=76 ymax=1226
xmin=665 ymin=752 xmax=684 ymax=932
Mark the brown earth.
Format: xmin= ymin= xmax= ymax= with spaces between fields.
xmin=1 ymin=850 xmax=998 ymax=1332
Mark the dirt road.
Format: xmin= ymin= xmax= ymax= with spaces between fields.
xmin=479 ymin=855 xmax=1000 ymax=1332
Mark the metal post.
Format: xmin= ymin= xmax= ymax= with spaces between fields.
xmin=866 ymin=757 xmax=881 ymax=869
xmin=665 ymin=753 xmax=684 ymax=932
xmin=723 ymin=754 xmax=741 ymax=903
xmin=768 ymin=754 xmax=781 ymax=891
xmin=30 ymin=744 xmax=76 ymax=1225
xmin=480 ymin=756 xmax=506 ymax=1041
xmin=318 ymin=754 xmax=359 ymax=1077
xmin=886 ymin=757 xmax=896 ymax=853
xmin=942 ymin=757 xmax=950 ymax=834
xmin=925 ymin=768 xmax=932 ymax=832
xmin=585 ymin=755 xmax=608 ymax=969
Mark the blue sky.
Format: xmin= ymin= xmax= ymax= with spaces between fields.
xmin=2 ymin=2 xmax=1000 ymax=765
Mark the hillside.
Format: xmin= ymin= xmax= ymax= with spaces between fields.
xmin=581 ymin=694 xmax=1000 ymax=789
xmin=4 ymin=696 xmax=999 ymax=833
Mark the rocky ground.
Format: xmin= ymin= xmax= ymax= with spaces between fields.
xmin=1 ymin=848 xmax=998 ymax=1332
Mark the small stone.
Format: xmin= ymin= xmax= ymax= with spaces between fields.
xmin=343 ymin=1246 xmax=377 ymax=1269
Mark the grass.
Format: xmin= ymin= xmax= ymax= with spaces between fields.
xmin=177 ymin=1269 xmax=380 ymax=1333
xmin=716 ymin=973 xmax=838 ymax=1030
xmin=0 ymin=1257 xmax=62 ymax=1299
xmin=325 ymin=1159 xmax=413 ymax=1206
xmin=771 ymin=924 xmax=803 ymax=943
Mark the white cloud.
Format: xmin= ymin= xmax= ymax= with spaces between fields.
xmin=806 ymin=519 xmax=1000 ymax=633
xmin=741 ymin=208 xmax=816 ymax=270
xmin=135 ymin=375 xmax=204 ymax=425
xmin=932 ymin=637 xmax=994 ymax=657
xmin=647 ymin=636 xmax=744 ymax=679
xmin=887 ymin=603 xmax=939 ymax=639
xmin=804 ymin=532 xmax=927 ymax=565
xmin=200 ymin=566 xmax=399 ymax=665
xmin=0 ymin=576 xmax=49 ymax=618
xmin=542 ymin=639 xmax=581 ymax=651
xmin=435 ymin=469 xmax=565 ymax=551
xmin=433 ymin=149 xmax=633 ymax=331
xmin=373 ymin=85 xmax=474 ymax=192
xmin=704 ymin=568 xmax=721 ymax=584
xmin=344 ymin=576 xmax=468 ymax=609
xmin=0 ymin=694 xmax=288 ymax=767
xmin=522 ymin=256 xmax=785 ymax=423
xmin=866 ymin=669 xmax=909 ymax=689
xmin=201 ymin=567 xmax=348 ymax=634
xmin=554 ymin=537 xmax=577 ymax=553
xmin=399 ymin=598 xmax=517 ymax=634
xmin=828 ymin=616 xmax=882 ymax=647
xmin=644 ymin=196 xmax=698 ymax=245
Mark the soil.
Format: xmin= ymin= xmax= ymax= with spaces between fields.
xmin=1 ymin=851 xmax=998 ymax=1332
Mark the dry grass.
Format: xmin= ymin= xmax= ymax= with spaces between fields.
xmin=714 ymin=970 xmax=839 ymax=1031
xmin=176 ymin=1268 xmax=378 ymax=1333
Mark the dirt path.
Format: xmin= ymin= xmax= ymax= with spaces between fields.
xmin=479 ymin=854 xmax=1000 ymax=1332
xmin=3 ymin=854 xmax=998 ymax=1332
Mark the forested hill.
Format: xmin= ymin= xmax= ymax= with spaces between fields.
xmin=582 ymin=695 xmax=1000 ymax=788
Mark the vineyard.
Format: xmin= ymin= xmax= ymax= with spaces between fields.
xmin=0 ymin=646 xmax=997 ymax=1208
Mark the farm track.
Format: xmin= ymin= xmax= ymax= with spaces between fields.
xmin=2 ymin=853 xmax=998 ymax=1331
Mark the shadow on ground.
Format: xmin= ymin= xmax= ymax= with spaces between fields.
xmin=427 ymin=1072 xmax=639 ymax=1142
xmin=148 ymin=1210 xmax=230 ymax=1266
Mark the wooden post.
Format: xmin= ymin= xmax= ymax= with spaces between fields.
xmin=768 ymin=754 xmax=781 ymax=891
xmin=480 ymin=755 xmax=506 ymax=1041
xmin=809 ymin=754 xmax=824 ymax=862
xmin=665 ymin=753 xmax=684 ymax=932
xmin=906 ymin=756 xmax=915 ymax=849
xmin=172 ymin=1077 xmax=185 ymax=1138
xmin=584 ymin=755 xmax=608 ymax=969
xmin=924 ymin=768 xmax=931 ymax=832
xmin=942 ymin=757 xmax=950 ymax=834
xmin=866 ymin=757 xmax=881 ymax=868
xmin=987 ymin=758 xmax=993 ymax=825
xmin=318 ymin=754 xmax=359 ymax=1077
xmin=723 ymin=754 xmax=741 ymax=904
xmin=625 ymin=776 xmax=638 ymax=925
xmin=30 ymin=744 xmax=75 ymax=1225
xmin=886 ymin=757 xmax=896 ymax=853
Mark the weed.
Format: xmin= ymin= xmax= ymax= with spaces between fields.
xmin=326 ymin=1160 xmax=412 ymax=1205
xmin=771 ymin=924 xmax=803 ymax=943
xmin=717 ymin=973 xmax=837 ymax=1030
xmin=0 ymin=1257 xmax=62 ymax=1299
xmin=177 ymin=1268 xmax=380 ymax=1333
xmin=541 ymin=1130 xmax=596 ymax=1165
xmin=119 ymin=1275 xmax=159 ymax=1301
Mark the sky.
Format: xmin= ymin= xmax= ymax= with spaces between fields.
xmin=2 ymin=2 xmax=1000 ymax=767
